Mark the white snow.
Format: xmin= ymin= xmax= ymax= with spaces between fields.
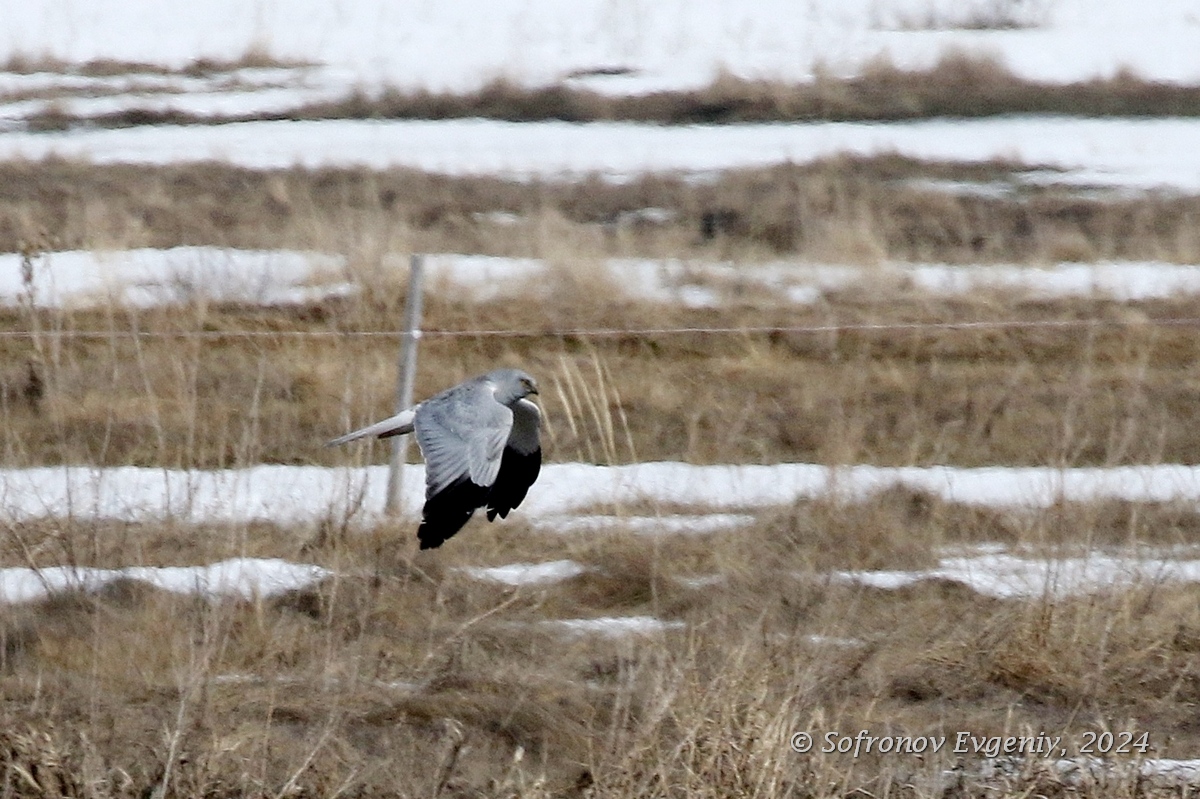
xmin=804 ymin=634 xmax=867 ymax=647
xmin=7 ymin=462 xmax=1200 ymax=527
xmin=966 ymin=757 xmax=1200 ymax=789
xmin=610 ymin=258 xmax=1200 ymax=306
xmin=3 ymin=0 xmax=1200 ymax=96
xmin=11 ymin=247 xmax=1200 ymax=312
xmin=1135 ymin=759 xmax=1200 ymax=783
xmin=546 ymin=615 xmax=685 ymax=636
xmin=11 ymin=458 xmax=1200 ymax=609
xmin=0 ymin=557 xmax=330 ymax=604
xmin=905 ymin=261 xmax=1200 ymax=301
xmin=462 ymin=559 xmax=585 ymax=586
xmin=2 ymin=116 xmax=1199 ymax=191
xmin=838 ymin=551 xmax=1200 ymax=599
xmin=541 ymin=513 xmax=756 ymax=535
xmin=475 ymin=256 xmax=1200 ymax=306
xmin=0 ymin=247 xmax=347 ymax=309
xmin=0 ymin=66 xmax=351 ymax=130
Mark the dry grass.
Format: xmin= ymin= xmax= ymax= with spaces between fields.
xmin=0 ymin=49 xmax=305 ymax=79
xmin=4 ymin=491 xmax=1200 ymax=797
xmin=19 ymin=53 xmax=1200 ymax=129
xmin=873 ymin=0 xmax=1053 ymax=31
xmin=332 ymin=53 xmax=1200 ymax=124
xmin=0 ymin=275 xmax=1197 ymax=795
xmin=4 ymin=156 xmax=1200 ymax=267
xmin=0 ymin=289 xmax=1199 ymax=468
xmin=4 ymin=95 xmax=1200 ymax=795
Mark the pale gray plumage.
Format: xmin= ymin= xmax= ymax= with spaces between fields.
xmin=328 ymin=369 xmax=542 ymax=549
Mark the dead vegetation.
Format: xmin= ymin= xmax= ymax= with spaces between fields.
xmin=3 ymin=155 xmax=1200 ymax=266
xmin=1 ymin=282 xmax=1198 ymax=793
xmin=3 ymin=70 xmax=1200 ymax=795
xmin=0 ymin=286 xmax=1198 ymax=468
xmin=0 ymin=48 xmax=306 ymax=79
xmin=18 ymin=53 xmax=1200 ymax=130
xmin=301 ymin=54 xmax=1200 ymax=124
xmin=3 ymin=490 xmax=1200 ymax=797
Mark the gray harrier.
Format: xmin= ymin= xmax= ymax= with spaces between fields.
xmin=328 ymin=369 xmax=542 ymax=549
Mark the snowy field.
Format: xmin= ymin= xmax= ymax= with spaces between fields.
xmin=0 ymin=64 xmax=350 ymax=128
xmin=8 ymin=461 xmax=1200 ymax=606
xmin=4 ymin=0 xmax=1199 ymax=95
xmin=3 ymin=1 xmax=1199 ymax=193
xmin=0 ymin=247 xmax=347 ymax=308
xmin=11 ymin=246 xmax=1200 ymax=311
xmin=4 ymin=3 xmax=1200 ymax=792
xmin=2 ymin=115 xmax=1199 ymax=191
xmin=0 ymin=557 xmax=329 ymax=604
xmin=6 ymin=461 xmax=1200 ymax=526
xmin=2 ymin=1 xmax=1199 ymax=617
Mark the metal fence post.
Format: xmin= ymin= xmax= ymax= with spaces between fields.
xmin=385 ymin=254 xmax=425 ymax=515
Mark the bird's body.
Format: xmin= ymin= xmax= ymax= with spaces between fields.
xmin=327 ymin=369 xmax=541 ymax=549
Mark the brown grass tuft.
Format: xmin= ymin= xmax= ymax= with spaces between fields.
xmin=6 ymin=157 xmax=1200 ymax=268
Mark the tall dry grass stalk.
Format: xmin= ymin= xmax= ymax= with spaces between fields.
xmin=549 ymin=349 xmax=636 ymax=466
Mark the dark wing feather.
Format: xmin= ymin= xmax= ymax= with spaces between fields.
xmin=485 ymin=447 xmax=542 ymax=521
xmin=418 ymin=476 xmax=491 ymax=549
xmin=485 ymin=397 xmax=541 ymax=521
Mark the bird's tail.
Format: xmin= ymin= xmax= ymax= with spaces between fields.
xmin=325 ymin=407 xmax=417 ymax=447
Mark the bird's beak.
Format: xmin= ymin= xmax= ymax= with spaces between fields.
xmin=529 ymin=384 xmax=539 ymax=395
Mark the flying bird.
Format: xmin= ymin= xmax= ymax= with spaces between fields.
xmin=327 ymin=369 xmax=542 ymax=549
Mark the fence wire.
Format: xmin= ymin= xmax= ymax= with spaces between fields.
xmin=0 ymin=316 xmax=1198 ymax=340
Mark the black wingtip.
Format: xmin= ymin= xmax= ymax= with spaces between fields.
xmin=417 ymin=517 xmax=463 ymax=550
xmin=417 ymin=476 xmax=490 ymax=549
xmin=485 ymin=448 xmax=541 ymax=523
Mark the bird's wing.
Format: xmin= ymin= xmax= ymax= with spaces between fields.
xmin=486 ymin=398 xmax=542 ymax=521
xmin=414 ymin=383 xmax=512 ymax=499
xmin=325 ymin=407 xmax=417 ymax=447
xmin=414 ymin=383 xmax=512 ymax=549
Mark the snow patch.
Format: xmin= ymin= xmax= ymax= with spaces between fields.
xmin=546 ymin=616 xmax=684 ymax=636
xmin=462 ymin=560 xmax=585 ymax=586
xmin=4 ymin=117 xmax=1200 ymax=191
xmin=0 ymin=557 xmax=330 ymax=605
xmin=837 ymin=551 xmax=1200 ymax=599
xmin=541 ymin=513 xmax=755 ymax=535
xmin=11 ymin=462 xmax=1200 ymax=526
xmin=4 ymin=0 xmax=1200 ymax=95
xmin=15 ymin=248 xmax=1200 ymax=312
xmin=0 ymin=247 xmax=346 ymax=309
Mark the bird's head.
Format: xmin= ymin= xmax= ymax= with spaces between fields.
xmin=487 ymin=368 xmax=539 ymax=405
